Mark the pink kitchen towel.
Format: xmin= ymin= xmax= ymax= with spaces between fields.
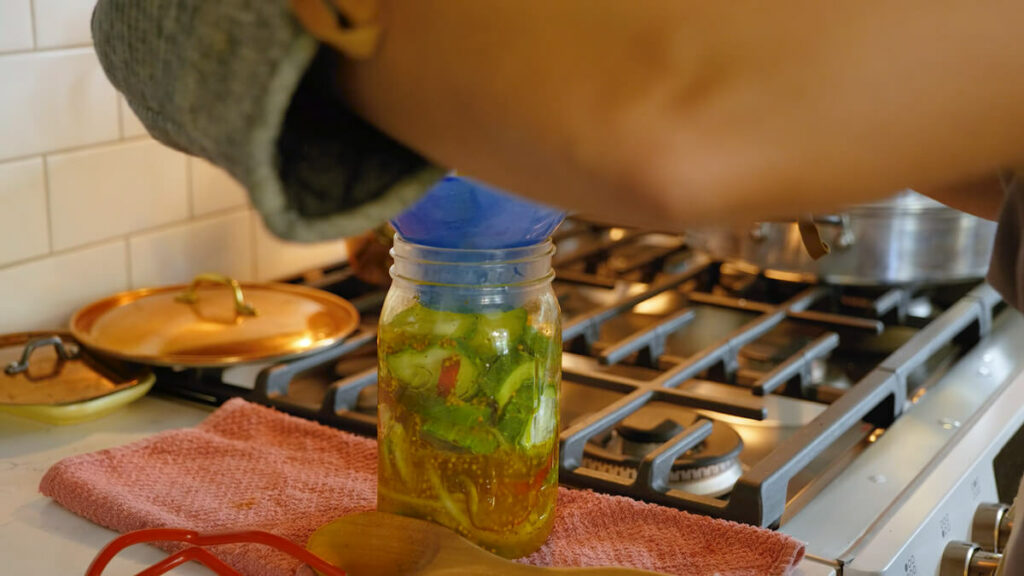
xmin=40 ymin=398 xmax=805 ymax=576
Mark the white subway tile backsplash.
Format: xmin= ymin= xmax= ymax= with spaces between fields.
xmin=0 ymin=0 xmax=356 ymax=331
xmin=48 ymin=139 xmax=189 ymax=250
xmin=253 ymin=212 xmax=348 ymax=281
xmin=0 ymin=157 xmax=49 ymax=266
xmin=129 ymin=210 xmax=253 ymax=288
xmin=33 ymin=0 xmax=96 ymax=48
xmin=119 ymin=94 xmax=148 ymax=138
xmin=0 ymin=0 xmax=34 ymax=53
xmin=0 ymin=239 xmax=127 ymax=332
xmin=191 ymin=157 xmax=249 ymax=216
xmin=0 ymin=48 xmax=118 ymax=161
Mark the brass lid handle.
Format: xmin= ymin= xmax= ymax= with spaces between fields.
xmin=5 ymin=335 xmax=80 ymax=375
xmin=175 ymin=273 xmax=258 ymax=317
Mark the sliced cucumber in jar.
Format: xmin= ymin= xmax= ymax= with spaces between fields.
xmin=419 ymin=398 xmax=500 ymax=455
xmin=385 ymin=303 xmax=478 ymax=342
xmin=521 ymin=385 xmax=558 ymax=450
xmin=494 ymin=360 xmax=535 ymax=410
xmin=467 ymin=308 xmax=528 ymax=358
xmin=387 ymin=346 xmax=479 ymax=399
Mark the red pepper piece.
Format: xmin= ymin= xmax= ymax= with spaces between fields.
xmin=437 ymin=355 xmax=460 ymax=397
xmin=511 ymin=452 xmax=555 ymax=495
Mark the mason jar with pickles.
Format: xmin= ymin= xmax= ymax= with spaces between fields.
xmin=376 ymin=234 xmax=560 ymax=558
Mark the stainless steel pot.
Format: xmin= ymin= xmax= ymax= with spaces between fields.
xmin=689 ymin=191 xmax=998 ymax=285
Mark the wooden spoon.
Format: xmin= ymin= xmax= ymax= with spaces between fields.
xmin=306 ymin=511 xmax=668 ymax=576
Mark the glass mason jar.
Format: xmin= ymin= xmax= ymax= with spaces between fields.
xmin=377 ymin=235 xmax=561 ymax=558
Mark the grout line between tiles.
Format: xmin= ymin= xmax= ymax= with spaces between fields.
xmin=0 ymin=235 xmax=128 ymax=272
xmin=0 ymin=41 xmax=94 ymax=57
xmin=185 ymin=156 xmax=195 ymax=217
xmin=28 ymin=0 xmax=37 ymax=49
xmin=192 ymin=204 xmax=253 ymax=222
xmin=41 ymin=154 xmax=53 ymax=254
xmin=0 ymin=134 xmax=152 ymax=166
xmin=124 ymin=206 xmax=252 ymax=245
xmin=116 ymin=95 xmax=125 ymax=139
xmin=250 ymin=209 xmax=260 ymax=281
xmin=124 ymin=235 xmax=133 ymax=288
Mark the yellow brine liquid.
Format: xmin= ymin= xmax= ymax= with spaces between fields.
xmin=377 ymin=302 xmax=560 ymax=558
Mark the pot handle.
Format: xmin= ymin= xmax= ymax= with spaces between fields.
xmin=796 ymin=214 xmax=856 ymax=260
xmin=797 ymin=214 xmax=831 ymax=260
xmin=174 ymin=273 xmax=258 ymax=316
xmin=5 ymin=335 xmax=80 ymax=375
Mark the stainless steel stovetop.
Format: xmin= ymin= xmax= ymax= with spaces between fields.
xmin=152 ymin=220 xmax=1024 ymax=575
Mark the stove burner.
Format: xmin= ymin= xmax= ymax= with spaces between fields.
xmin=582 ymin=409 xmax=744 ymax=497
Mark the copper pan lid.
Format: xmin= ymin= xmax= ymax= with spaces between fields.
xmin=70 ymin=273 xmax=360 ymax=367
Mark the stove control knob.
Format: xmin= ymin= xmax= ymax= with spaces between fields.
xmin=973 ymin=503 xmax=1013 ymax=553
xmin=940 ymin=541 xmax=1002 ymax=576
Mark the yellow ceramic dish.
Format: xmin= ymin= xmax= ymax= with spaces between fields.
xmin=0 ymin=372 xmax=155 ymax=425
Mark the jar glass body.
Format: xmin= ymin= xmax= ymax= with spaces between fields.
xmin=377 ymin=236 xmax=561 ymax=558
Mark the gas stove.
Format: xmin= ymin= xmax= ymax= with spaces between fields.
xmin=152 ymin=220 xmax=1024 ymax=576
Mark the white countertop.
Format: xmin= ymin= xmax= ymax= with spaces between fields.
xmin=0 ymin=395 xmax=214 ymax=575
xmin=0 ymin=393 xmax=834 ymax=576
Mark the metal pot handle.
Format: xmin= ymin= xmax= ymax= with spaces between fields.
xmin=5 ymin=335 xmax=80 ymax=375
xmin=797 ymin=215 xmax=831 ymax=260
xmin=174 ymin=273 xmax=258 ymax=316
xmin=796 ymin=214 xmax=856 ymax=260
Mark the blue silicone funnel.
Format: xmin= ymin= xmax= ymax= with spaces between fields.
xmin=390 ymin=176 xmax=565 ymax=249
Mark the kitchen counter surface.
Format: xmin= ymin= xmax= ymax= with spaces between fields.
xmin=0 ymin=395 xmax=213 ymax=575
xmin=0 ymin=393 xmax=833 ymax=576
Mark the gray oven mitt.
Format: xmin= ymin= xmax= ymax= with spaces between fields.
xmin=91 ymin=0 xmax=446 ymax=242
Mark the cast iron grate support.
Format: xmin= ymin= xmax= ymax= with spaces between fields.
xmin=555 ymin=280 xmax=999 ymax=527
xmin=147 ymin=219 xmax=1001 ymax=530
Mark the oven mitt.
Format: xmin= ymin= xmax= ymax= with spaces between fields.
xmin=92 ymin=0 xmax=446 ymax=242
